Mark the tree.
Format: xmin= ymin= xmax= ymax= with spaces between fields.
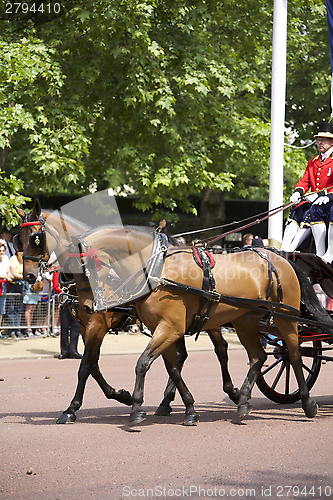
xmin=0 ymin=0 xmax=331 ymax=227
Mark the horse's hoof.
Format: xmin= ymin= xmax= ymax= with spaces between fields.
xmin=224 ymin=383 xmax=240 ymax=405
xmin=230 ymin=388 xmax=240 ymax=405
xmin=56 ymin=412 xmax=76 ymax=424
xmin=117 ymin=390 xmax=132 ymax=406
xmin=129 ymin=410 xmax=146 ymax=427
xmin=155 ymin=405 xmax=172 ymax=416
xmin=303 ymin=400 xmax=318 ymax=419
xmin=237 ymin=402 xmax=252 ymax=419
xmin=182 ymin=412 xmax=199 ymax=426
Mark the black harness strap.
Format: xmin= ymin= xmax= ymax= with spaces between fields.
xmin=160 ymin=278 xmax=302 ymax=319
xmin=249 ymin=248 xmax=283 ymax=302
xmin=185 ymin=247 xmax=285 ymax=337
xmin=186 ymin=248 xmax=217 ymax=337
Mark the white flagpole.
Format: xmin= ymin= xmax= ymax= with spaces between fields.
xmin=268 ymin=0 xmax=288 ymax=248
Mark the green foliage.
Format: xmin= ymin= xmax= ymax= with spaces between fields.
xmin=0 ymin=0 xmax=331 ymax=219
xmin=0 ymin=171 xmax=30 ymax=226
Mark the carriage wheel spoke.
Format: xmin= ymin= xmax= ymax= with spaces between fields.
xmin=271 ymin=361 xmax=286 ymax=390
xmin=284 ymin=362 xmax=291 ymax=395
xmin=261 ymin=356 xmax=283 ymax=376
xmin=302 ymin=361 xmax=315 ymax=376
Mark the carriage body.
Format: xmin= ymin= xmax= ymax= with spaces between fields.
xmin=256 ymin=251 xmax=333 ymax=403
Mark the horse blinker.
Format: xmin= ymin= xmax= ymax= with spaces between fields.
xmin=29 ymin=231 xmax=45 ymax=249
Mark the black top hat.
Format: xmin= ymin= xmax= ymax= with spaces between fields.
xmin=314 ymin=122 xmax=333 ymax=138
xmin=252 ymin=236 xmax=264 ymax=247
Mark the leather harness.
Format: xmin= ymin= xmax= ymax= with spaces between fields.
xmin=21 ymin=217 xmax=305 ymax=335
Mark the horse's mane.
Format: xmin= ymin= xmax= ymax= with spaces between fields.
xmin=42 ymin=209 xmax=90 ymax=233
xmin=79 ymin=224 xmax=181 ymax=247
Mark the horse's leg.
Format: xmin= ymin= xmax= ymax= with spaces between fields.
xmin=206 ymin=328 xmax=240 ymax=404
xmin=161 ymin=342 xmax=199 ymax=426
xmin=231 ymin=314 xmax=267 ymax=418
xmin=90 ymin=363 xmax=132 ymax=405
xmin=155 ymin=327 xmax=240 ymax=415
xmin=129 ymin=317 xmax=196 ymax=426
xmin=88 ymin=314 xmax=132 ymax=406
xmin=57 ymin=315 xmax=131 ymax=424
xmin=155 ymin=337 xmax=188 ymax=416
xmin=274 ymin=316 xmax=318 ymax=418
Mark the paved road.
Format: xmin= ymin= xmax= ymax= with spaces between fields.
xmin=1 ymin=348 xmax=333 ymax=500
xmin=0 ymin=330 xmax=242 ymax=360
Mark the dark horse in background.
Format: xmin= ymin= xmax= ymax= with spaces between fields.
xmin=17 ymin=200 xmax=240 ymax=425
xmin=16 ymin=202 xmax=134 ymax=419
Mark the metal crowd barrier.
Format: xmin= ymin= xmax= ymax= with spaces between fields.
xmin=0 ymin=290 xmax=60 ymax=337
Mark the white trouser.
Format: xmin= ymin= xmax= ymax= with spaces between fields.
xmin=311 ymin=222 xmax=327 ymax=257
xmin=321 ymin=223 xmax=333 ymax=263
xmin=280 ymin=223 xmax=310 ymax=252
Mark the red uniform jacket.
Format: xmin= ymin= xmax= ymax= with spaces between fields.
xmin=295 ymin=154 xmax=333 ymax=195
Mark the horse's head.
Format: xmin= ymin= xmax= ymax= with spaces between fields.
xmin=15 ymin=199 xmax=50 ymax=284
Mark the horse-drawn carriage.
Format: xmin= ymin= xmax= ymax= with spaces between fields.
xmin=14 ymin=197 xmax=333 ymax=426
xmin=256 ymin=251 xmax=333 ymax=404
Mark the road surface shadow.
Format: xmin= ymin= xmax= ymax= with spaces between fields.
xmin=1 ymin=395 xmax=332 ymax=429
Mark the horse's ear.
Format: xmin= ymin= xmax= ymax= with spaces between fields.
xmin=12 ymin=234 xmax=23 ymax=252
xmin=33 ymin=198 xmax=41 ymax=217
xmin=14 ymin=206 xmax=26 ymax=221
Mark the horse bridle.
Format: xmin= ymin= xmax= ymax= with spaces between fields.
xmin=21 ymin=212 xmax=60 ymax=276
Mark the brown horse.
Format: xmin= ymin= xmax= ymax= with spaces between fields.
xmin=63 ymin=224 xmax=319 ymax=426
xmin=17 ymin=201 xmax=239 ymax=424
xmin=16 ymin=202 xmax=134 ymax=421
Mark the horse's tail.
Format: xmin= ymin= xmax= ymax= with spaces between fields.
xmin=288 ymin=260 xmax=333 ymax=337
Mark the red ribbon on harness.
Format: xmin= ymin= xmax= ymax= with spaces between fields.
xmin=21 ymin=221 xmax=41 ymax=227
xmin=68 ymin=248 xmax=103 ymax=272
xmin=87 ymin=248 xmax=103 ymax=272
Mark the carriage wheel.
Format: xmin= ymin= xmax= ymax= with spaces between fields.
xmin=256 ymin=335 xmax=322 ymax=404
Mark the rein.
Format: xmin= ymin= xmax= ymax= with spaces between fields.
xmin=200 ymin=201 xmax=294 ymax=247
xmin=172 ymin=200 xmax=294 ymax=243
xmin=175 ymin=187 xmax=333 ymax=246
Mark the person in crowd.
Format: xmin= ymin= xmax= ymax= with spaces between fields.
xmin=50 ymin=254 xmax=82 ymax=359
xmin=211 ymin=244 xmax=222 ymax=254
xmin=242 ymin=233 xmax=253 ymax=247
xmin=7 ymin=249 xmax=24 ymax=338
xmin=57 ymin=305 xmax=82 ymax=359
xmin=281 ymin=122 xmax=333 ymax=253
xmin=177 ymin=236 xmax=186 ymax=245
xmin=0 ymin=239 xmax=10 ymax=338
xmin=23 ymin=281 xmax=43 ymax=337
xmin=37 ymin=270 xmax=53 ymax=336
xmin=0 ymin=225 xmax=15 ymax=259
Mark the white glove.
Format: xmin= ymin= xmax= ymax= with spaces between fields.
xmin=313 ymin=196 xmax=330 ymax=205
xmin=304 ymin=192 xmax=319 ymax=203
xmin=290 ymin=191 xmax=301 ymax=204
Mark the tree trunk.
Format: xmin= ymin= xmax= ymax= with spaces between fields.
xmin=0 ymin=148 xmax=9 ymax=171
xmin=199 ymin=188 xmax=226 ymax=242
